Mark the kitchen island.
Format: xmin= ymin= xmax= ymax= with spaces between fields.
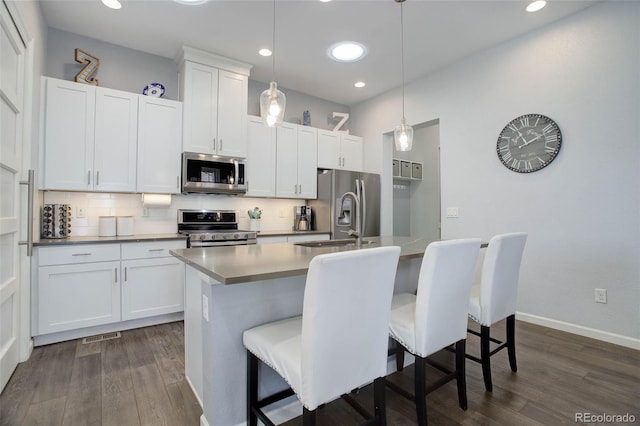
xmin=171 ymin=236 xmax=435 ymax=426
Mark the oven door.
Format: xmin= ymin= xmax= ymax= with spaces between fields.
xmin=182 ymin=152 xmax=246 ymax=194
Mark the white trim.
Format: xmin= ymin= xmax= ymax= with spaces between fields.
xmin=175 ymin=45 xmax=253 ymax=76
xmin=516 ymin=312 xmax=640 ymax=350
xmin=185 ymin=376 xmax=202 ymax=408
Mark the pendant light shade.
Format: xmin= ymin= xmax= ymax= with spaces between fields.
xmin=260 ymin=81 xmax=286 ymax=127
xmin=394 ymin=0 xmax=413 ymax=152
xmin=260 ymin=0 xmax=285 ymax=127
xmin=394 ymin=118 xmax=413 ymax=152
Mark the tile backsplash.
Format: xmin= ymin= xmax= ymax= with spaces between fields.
xmin=42 ymin=191 xmax=306 ymax=236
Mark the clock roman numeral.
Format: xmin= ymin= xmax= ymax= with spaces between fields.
xmin=545 ymin=134 xmax=558 ymax=144
xmin=502 ymin=151 xmax=513 ymax=162
xmin=533 ymin=116 xmax=540 ymax=127
xmin=524 ymin=160 xmax=532 ymax=171
xmin=508 ymin=123 xmax=519 ymax=133
xmin=520 ymin=117 xmax=530 ymax=127
xmin=542 ymin=123 xmax=555 ymax=134
xmin=544 ymin=145 xmax=556 ymax=154
xmin=537 ymin=157 xmax=546 ymax=165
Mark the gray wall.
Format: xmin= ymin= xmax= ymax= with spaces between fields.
xmin=351 ymin=1 xmax=640 ymax=342
xmin=46 ymin=28 xmax=180 ymax=100
xmin=248 ymin=80 xmax=350 ymax=131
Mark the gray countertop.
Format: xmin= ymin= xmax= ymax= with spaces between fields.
xmin=170 ymin=236 xmax=434 ymax=284
xmin=34 ymin=233 xmax=186 ymax=247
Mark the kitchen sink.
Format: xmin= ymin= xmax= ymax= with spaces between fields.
xmin=294 ymin=238 xmax=375 ymax=248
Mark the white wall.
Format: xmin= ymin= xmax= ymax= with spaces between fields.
xmin=351 ymin=2 xmax=640 ymax=341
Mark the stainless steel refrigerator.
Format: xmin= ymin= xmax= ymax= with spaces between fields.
xmin=309 ymin=169 xmax=381 ymax=239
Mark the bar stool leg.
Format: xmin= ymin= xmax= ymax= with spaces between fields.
xmin=414 ymin=356 xmax=428 ymax=426
xmin=480 ymin=325 xmax=492 ymax=392
xmin=247 ymin=350 xmax=259 ymax=426
xmin=395 ymin=342 xmax=405 ymax=372
xmin=373 ymin=377 xmax=387 ymax=426
xmin=455 ymin=339 xmax=468 ymax=410
xmin=302 ymin=407 xmax=317 ymax=426
xmin=506 ymin=314 xmax=517 ymax=372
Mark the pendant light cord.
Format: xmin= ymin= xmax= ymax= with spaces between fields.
xmin=272 ymin=0 xmax=276 ymax=82
xmin=400 ymin=0 xmax=406 ymax=121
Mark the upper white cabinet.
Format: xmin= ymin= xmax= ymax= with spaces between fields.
xmin=317 ymin=129 xmax=363 ymax=172
xmin=246 ymin=115 xmax=276 ymax=197
xmin=137 ymin=96 xmax=183 ymax=194
xmin=42 ymin=77 xmax=138 ymax=192
xmin=41 ymin=76 xmax=182 ymax=194
xmin=177 ymin=47 xmax=252 ymax=157
xmin=276 ymin=124 xmax=317 ymax=199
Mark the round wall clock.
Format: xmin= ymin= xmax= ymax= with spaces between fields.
xmin=496 ymin=113 xmax=562 ymax=173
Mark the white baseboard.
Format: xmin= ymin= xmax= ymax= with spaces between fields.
xmin=185 ymin=376 xmax=202 ymax=408
xmin=516 ymin=312 xmax=640 ymax=350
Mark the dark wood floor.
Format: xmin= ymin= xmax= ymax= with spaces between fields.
xmin=1 ymin=320 xmax=638 ymax=425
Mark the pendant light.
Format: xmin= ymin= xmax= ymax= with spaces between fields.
xmin=393 ymin=0 xmax=413 ymax=152
xmin=260 ymin=0 xmax=286 ymax=127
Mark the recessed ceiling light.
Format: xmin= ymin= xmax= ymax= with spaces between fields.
xmin=328 ymin=41 xmax=367 ymax=62
xmin=526 ymin=0 xmax=546 ymax=12
xmin=259 ymin=48 xmax=273 ymax=57
xmin=174 ymin=0 xmax=209 ymax=5
xmin=101 ymin=0 xmax=121 ymax=9
xmin=354 ymin=81 xmax=366 ymax=88
xmin=319 ymin=0 xmax=332 ymax=2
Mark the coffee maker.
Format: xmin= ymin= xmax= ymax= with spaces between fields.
xmin=293 ymin=206 xmax=312 ymax=231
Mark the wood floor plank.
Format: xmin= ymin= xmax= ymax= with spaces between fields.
xmin=144 ymin=325 xmax=185 ymax=385
xmin=102 ymin=389 xmax=141 ymax=426
xmin=165 ymin=380 xmax=202 ymax=426
xmin=31 ymin=340 xmax=77 ymax=404
xmin=75 ymin=338 xmax=102 ymax=359
xmin=101 ymin=337 xmax=134 ymax=396
xmin=122 ymin=328 xmax=157 ymax=369
xmin=130 ymin=363 xmax=180 ymax=426
xmin=62 ymin=353 xmax=102 ymax=426
xmin=21 ymin=396 xmax=67 ymax=426
xmin=0 ymin=346 xmax=45 ymax=426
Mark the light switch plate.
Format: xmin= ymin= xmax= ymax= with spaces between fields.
xmin=202 ymin=295 xmax=209 ymax=321
xmin=446 ymin=207 xmax=459 ymax=218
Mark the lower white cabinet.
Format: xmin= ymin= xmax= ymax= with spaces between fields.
xmin=121 ymin=257 xmax=185 ymax=321
xmin=38 ymin=261 xmax=121 ymax=334
xmin=257 ymin=234 xmax=330 ymax=244
xmin=34 ymin=240 xmax=185 ymax=338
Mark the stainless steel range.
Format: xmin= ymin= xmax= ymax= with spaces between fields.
xmin=178 ymin=209 xmax=257 ymax=248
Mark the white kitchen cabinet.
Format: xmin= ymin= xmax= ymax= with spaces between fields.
xmin=120 ymin=240 xmax=185 ymax=321
xmin=42 ymin=77 xmax=95 ymax=191
xmin=317 ymin=129 xmax=363 ymax=172
xmin=137 ymin=96 xmax=183 ymax=194
xmin=36 ymin=244 xmax=121 ymax=334
xmin=246 ymin=115 xmax=276 ymax=197
xmin=257 ymin=234 xmax=329 ymax=244
xmin=178 ymin=48 xmax=251 ymax=157
xmin=42 ymin=78 xmax=138 ymax=192
xmin=256 ymin=236 xmax=287 ymax=245
xmin=94 ymin=87 xmax=138 ymax=192
xmin=276 ymin=123 xmax=318 ymax=199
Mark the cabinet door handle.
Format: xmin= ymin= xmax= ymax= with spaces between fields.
xmin=298 ymin=184 xmax=302 ymax=194
xmin=212 ymin=138 xmax=216 ymax=152
xmin=96 ymin=171 xmax=100 ymax=186
xmin=124 ymin=267 xmax=127 ymax=281
xmin=115 ymin=267 xmax=118 ymax=283
xmin=72 ymin=253 xmax=92 ymax=256
xmin=219 ymin=138 xmax=223 ymax=152
xmin=337 ymin=157 xmax=341 ymax=167
xmin=87 ymin=170 xmax=91 ymax=185
xmin=148 ymin=248 xmax=164 ymax=252
xmin=177 ymin=176 xmax=180 ymax=190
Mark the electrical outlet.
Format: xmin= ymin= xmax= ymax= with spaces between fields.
xmin=446 ymin=207 xmax=459 ymax=218
xmin=594 ymin=288 xmax=607 ymax=304
xmin=202 ymin=295 xmax=209 ymax=321
xmin=76 ymin=207 xmax=86 ymax=218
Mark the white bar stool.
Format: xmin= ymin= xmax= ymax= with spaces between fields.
xmin=243 ymin=246 xmax=401 ymax=426
xmin=467 ymin=232 xmax=527 ymax=391
xmin=387 ymin=239 xmax=481 ymax=426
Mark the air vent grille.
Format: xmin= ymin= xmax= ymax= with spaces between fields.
xmin=82 ymin=331 xmax=121 ymax=344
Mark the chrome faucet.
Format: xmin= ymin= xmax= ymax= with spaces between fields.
xmin=338 ymin=191 xmax=361 ymax=247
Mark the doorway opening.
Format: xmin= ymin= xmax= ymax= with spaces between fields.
xmin=392 ymin=119 xmax=441 ymax=240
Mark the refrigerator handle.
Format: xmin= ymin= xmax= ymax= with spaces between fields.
xmin=361 ymin=179 xmax=367 ymax=237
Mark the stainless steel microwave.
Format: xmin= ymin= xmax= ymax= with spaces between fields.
xmin=181 ymin=152 xmax=247 ymax=194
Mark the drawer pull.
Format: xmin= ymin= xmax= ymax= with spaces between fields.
xmin=148 ymin=249 xmax=164 ymax=252
xmin=124 ymin=267 xmax=127 ymax=281
xmin=72 ymin=253 xmax=92 ymax=256
xmin=115 ymin=268 xmax=118 ymax=283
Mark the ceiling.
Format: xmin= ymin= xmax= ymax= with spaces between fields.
xmin=39 ymin=0 xmax=597 ymax=106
